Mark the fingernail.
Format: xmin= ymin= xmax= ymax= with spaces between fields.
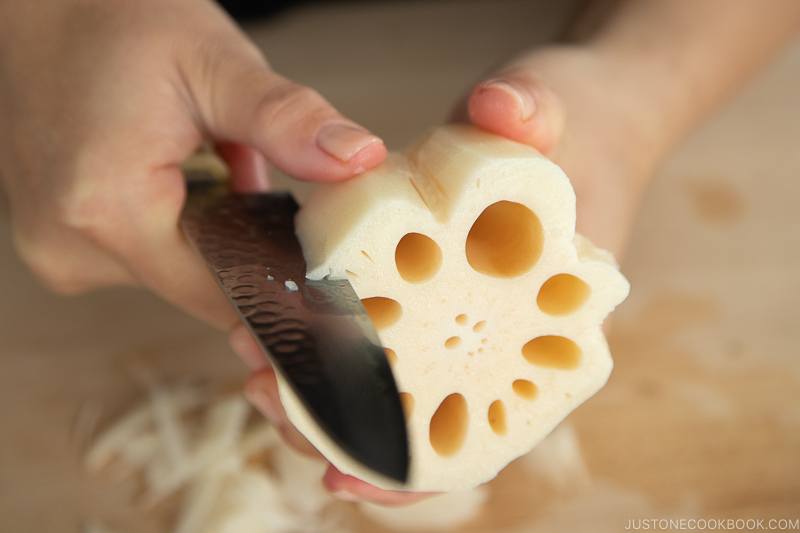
xmin=479 ymin=79 xmax=536 ymax=121
xmin=317 ymin=122 xmax=383 ymax=163
xmin=331 ymin=490 xmax=360 ymax=502
xmin=244 ymin=383 xmax=281 ymax=422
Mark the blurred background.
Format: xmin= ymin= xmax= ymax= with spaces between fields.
xmin=0 ymin=1 xmax=798 ymax=531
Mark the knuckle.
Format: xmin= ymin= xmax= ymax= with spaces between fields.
xmin=255 ymin=82 xmax=329 ymax=128
xmin=55 ymin=186 xmax=112 ymax=242
xmin=43 ymin=275 xmax=90 ymax=296
xmin=190 ymin=37 xmax=270 ymax=125
xmin=12 ymin=231 xmax=88 ymax=296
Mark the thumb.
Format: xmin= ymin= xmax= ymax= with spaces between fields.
xmin=186 ymin=42 xmax=386 ymax=182
xmin=466 ymin=67 xmax=565 ymax=155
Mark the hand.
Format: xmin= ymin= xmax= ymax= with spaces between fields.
xmin=235 ymin=44 xmax=664 ymax=505
xmin=239 ymin=0 xmax=800 ymax=506
xmin=0 ymin=0 xmax=386 ymax=329
xmin=464 ymin=45 xmax=662 ymax=259
xmin=238 ymin=362 xmax=434 ymax=506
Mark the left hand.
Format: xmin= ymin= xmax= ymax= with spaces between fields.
xmin=236 ymin=44 xmax=662 ymax=505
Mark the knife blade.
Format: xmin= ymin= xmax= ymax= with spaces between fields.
xmin=180 ymin=175 xmax=409 ymax=483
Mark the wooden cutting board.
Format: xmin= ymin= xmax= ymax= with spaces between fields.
xmin=1 ymin=2 xmax=798 ymax=531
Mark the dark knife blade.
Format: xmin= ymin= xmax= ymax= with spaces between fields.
xmin=180 ymin=176 xmax=409 ymax=483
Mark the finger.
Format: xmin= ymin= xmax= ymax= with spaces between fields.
xmin=11 ymin=219 xmax=138 ymax=294
xmin=216 ymin=142 xmax=270 ymax=193
xmin=62 ymin=159 xmax=238 ymax=328
xmin=244 ymin=367 xmax=322 ymax=459
xmin=466 ymin=70 xmax=564 ymax=155
xmin=131 ymin=166 xmax=238 ymax=328
xmin=7 ymin=177 xmax=140 ymax=294
xmin=322 ymin=465 xmax=434 ymax=506
xmin=229 ymin=324 xmax=269 ymax=370
xmin=187 ymin=45 xmax=387 ymax=182
xmin=244 ymin=366 xmax=287 ymax=424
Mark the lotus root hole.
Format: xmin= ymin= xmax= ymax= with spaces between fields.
xmin=399 ymin=392 xmax=414 ymax=417
xmin=429 ymin=393 xmax=469 ymax=456
xmin=537 ymin=273 xmax=591 ymax=315
xmin=512 ymin=379 xmax=538 ymax=399
xmin=395 ymin=233 xmax=443 ymax=283
xmin=466 ymin=201 xmax=543 ymax=278
xmin=444 ymin=336 xmax=461 ymax=349
xmin=522 ymin=336 xmax=581 ymax=369
xmin=361 ymin=297 xmax=402 ymax=330
xmin=488 ymin=400 xmax=507 ymax=435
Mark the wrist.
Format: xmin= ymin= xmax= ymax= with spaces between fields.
xmin=589 ymin=42 xmax=693 ymax=168
xmin=501 ymin=43 xmax=671 ymax=189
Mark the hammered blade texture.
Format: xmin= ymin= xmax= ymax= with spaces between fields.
xmin=180 ymin=177 xmax=409 ymax=483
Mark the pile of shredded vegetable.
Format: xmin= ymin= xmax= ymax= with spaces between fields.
xmin=83 ymin=383 xmax=490 ymax=533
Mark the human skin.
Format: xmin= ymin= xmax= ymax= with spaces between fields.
xmin=234 ymin=0 xmax=800 ymax=505
xmin=0 ymin=0 xmax=387 ymax=329
xmin=2 ymin=0 xmax=798 ymax=506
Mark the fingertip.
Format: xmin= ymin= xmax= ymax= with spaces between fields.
xmin=313 ymin=122 xmax=387 ymax=181
xmin=243 ymin=368 xmax=321 ymax=457
xmin=468 ymin=77 xmax=562 ymax=155
xmin=346 ymin=136 xmax=387 ymax=176
xmin=265 ymin=122 xmax=387 ymax=183
xmin=321 ymin=465 xmax=365 ymax=497
xmin=244 ymin=366 xmax=277 ymax=391
xmin=468 ymin=80 xmax=535 ymax=146
xmin=322 ymin=463 xmax=343 ymax=491
xmin=322 ymin=464 xmax=433 ymax=506
xmin=244 ymin=367 xmax=280 ymax=420
xmin=229 ymin=324 xmax=268 ymax=370
xmin=201 ymin=61 xmax=387 ymax=184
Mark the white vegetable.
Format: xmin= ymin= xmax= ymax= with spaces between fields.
xmin=117 ymin=432 xmax=160 ymax=470
xmin=281 ymin=125 xmax=630 ymax=491
xmin=84 ymin=385 xmax=361 ymax=533
xmin=238 ymin=424 xmax=280 ymax=458
xmin=270 ymin=442 xmax=329 ymax=516
xmin=173 ymin=471 xmax=226 ymax=533
xmin=85 ymin=386 xmax=204 ymax=472
xmin=148 ymin=382 xmax=190 ymax=470
xmin=197 ymin=468 xmax=303 ymax=533
xmin=144 ymin=395 xmax=250 ymax=503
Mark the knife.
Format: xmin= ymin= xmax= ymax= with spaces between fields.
xmin=180 ymin=172 xmax=409 ymax=483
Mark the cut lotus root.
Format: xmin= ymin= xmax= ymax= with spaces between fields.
xmin=276 ymin=125 xmax=630 ymax=491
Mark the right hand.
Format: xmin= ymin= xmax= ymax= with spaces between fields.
xmin=237 ymin=44 xmax=665 ymax=505
xmin=0 ymin=0 xmax=386 ymax=329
